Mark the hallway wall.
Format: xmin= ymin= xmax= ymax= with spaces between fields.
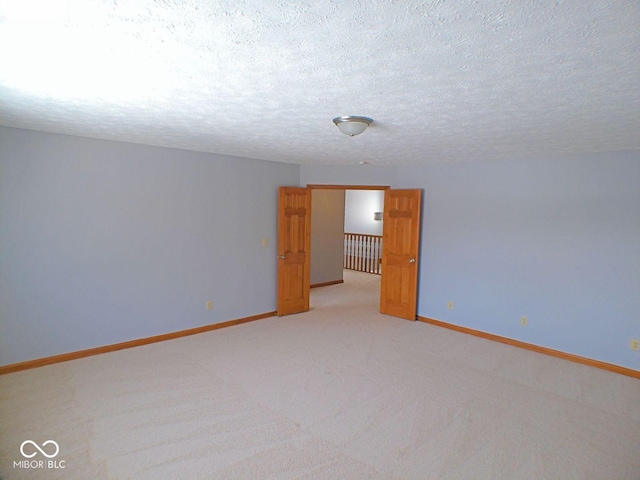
xmin=310 ymin=189 xmax=345 ymax=285
xmin=344 ymin=190 xmax=384 ymax=236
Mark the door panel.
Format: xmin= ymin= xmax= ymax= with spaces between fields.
xmin=380 ymin=189 xmax=422 ymax=320
xmin=277 ymin=187 xmax=311 ymax=316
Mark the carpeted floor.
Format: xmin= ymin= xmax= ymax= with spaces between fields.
xmin=1 ymin=270 xmax=639 ymax=479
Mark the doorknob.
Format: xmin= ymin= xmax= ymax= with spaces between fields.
xmin=278 ymin=255 xmax=286 ymax=259
xmin=409 ymin=258 xmax=416 ymax=263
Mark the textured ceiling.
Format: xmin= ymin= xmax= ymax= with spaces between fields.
xmin=1 ymin=0 xmax=639 ymax=166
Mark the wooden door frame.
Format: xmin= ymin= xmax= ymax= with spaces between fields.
xmin=306 ymin=184 xmax=422 ymax=321
xmin=379 ymin=189 xmax=422 ymax=320
xmin=277 ymin=184 xmax=394 ymax=316
xmin=306 ymin=183 xmax=390 ymax=297
xmin=307 ymin=185 xmax=390 ymax=191
xmin=277 ymin=187 xmax=312 ymax=316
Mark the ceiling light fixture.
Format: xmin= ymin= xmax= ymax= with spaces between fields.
xmin=332 ymin=116 xmax=373 ymax=136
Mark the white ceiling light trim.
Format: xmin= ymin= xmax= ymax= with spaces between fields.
xmin=332 ymin=116 xmax=373 ymax=136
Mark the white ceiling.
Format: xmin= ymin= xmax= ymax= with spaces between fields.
xmin=1 ymin=0 xmax=639 ymax=166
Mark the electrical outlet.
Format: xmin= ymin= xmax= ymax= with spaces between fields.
xmin=206 ymin=301 xmax=213 ymax=311
xmin=447 ymin=301 xmax=454 ymax=310
xmin=631 ymin=339 xmax=640 ymax=351
xmin=521 ymin=316 xmax=528 ymax=326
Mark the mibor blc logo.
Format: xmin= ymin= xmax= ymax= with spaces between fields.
xmin=14 ymin=440 xmax=66 ymax=470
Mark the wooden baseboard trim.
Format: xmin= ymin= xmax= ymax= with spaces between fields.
xmin=417 ymin=316 xmax=640 ymax=380
xmin=310 ymin=279 xmax=344 ymax=289
xmin=0 ymin=311 xmax=277 ymax=376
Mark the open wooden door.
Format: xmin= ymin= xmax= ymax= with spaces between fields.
xmin=380 ymin=189 xmax=422 ymax=320
xmin=277 ymin=187 xmax=311 ymax=316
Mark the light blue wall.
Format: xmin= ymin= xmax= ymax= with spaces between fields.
xmin=3 ymin=129 xmax=638 ymax=370
xmin=396 ymin=152 xmax=640 ymax=370
xmin=302 ymin=152 xmax=640 ymax=370
xmin=0 ymin=127 xmax=299 ymax=365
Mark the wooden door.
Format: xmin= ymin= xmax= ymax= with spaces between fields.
xmin=277 ymin=187 xmax=311 ymax=316
xmin=380 ymin=189 xmax=422 ymax=320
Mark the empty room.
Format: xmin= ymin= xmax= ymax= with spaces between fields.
xmin=1 ymin=1 xmax=639 ymax=478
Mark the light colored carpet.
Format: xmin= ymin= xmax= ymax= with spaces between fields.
xmin=1 ymin=270 xmax=639 ymax=479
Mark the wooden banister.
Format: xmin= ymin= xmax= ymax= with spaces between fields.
xmin=344 ymin=233 xmax=382 ymax=275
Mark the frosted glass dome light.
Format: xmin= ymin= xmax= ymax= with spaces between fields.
xmin=332 ymin=116 xmax=373 ymax=136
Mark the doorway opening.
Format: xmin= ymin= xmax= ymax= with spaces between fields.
xmin=308 ymin=185 xmax=388 ymax=309
xmin=277 ymin=185 xmax=421 ymax=320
